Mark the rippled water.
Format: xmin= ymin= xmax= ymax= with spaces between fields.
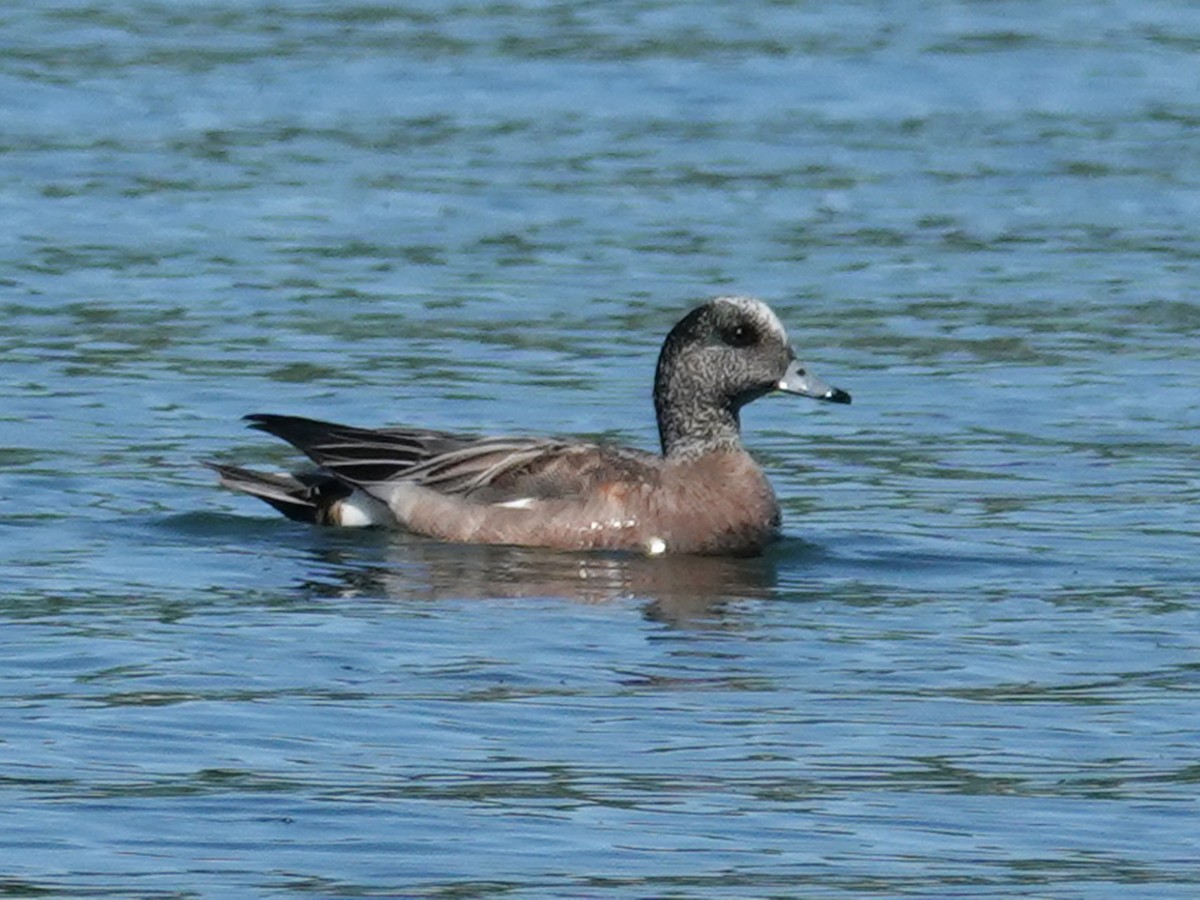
xmin=3 ymin=1 xmax=1199 ymax=896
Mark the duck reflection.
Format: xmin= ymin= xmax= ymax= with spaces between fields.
xmin=295 ymin=532 xmax=781 ymax=625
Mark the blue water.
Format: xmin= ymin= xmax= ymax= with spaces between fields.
xmin=2 ymin=1 xmax=1199 ymax=896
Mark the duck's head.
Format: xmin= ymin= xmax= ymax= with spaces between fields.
xmin=654 ymin=296 xmax=850 ymax=458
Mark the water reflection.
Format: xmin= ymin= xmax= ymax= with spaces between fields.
xmin=293 ymin=532 xmax=779 ymax=624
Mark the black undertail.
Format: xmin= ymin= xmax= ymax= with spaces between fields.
xmin=203 ymin=461 xmax=350 ymax=524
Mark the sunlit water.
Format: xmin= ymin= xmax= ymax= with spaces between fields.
xmin=2 ymin=1 xmax=1198 ymax=897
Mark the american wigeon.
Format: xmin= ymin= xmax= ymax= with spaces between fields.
xmin=207 ymin=296 xmax=850 ymax=556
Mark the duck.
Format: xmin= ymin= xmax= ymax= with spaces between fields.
xmin=207 ymin=295 xmax=850 ymax=556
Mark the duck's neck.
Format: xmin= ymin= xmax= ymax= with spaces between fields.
xmin=654 ymin=380 xmax=744 ymax=460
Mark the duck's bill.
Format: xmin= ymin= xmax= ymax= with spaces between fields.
xmin=777 ymin=359 xmax=852 ymax=404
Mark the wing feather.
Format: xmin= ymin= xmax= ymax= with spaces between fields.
xmin=242 ymin=414 xmax=657 ymax=504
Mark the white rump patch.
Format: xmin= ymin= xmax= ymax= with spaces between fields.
xmin=645 ymin=537 xmax=668 ymax=556
xmin=335 ymin=490 xmax=392 ymax=527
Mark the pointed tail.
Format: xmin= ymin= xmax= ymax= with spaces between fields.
xmin=202 ymin=461 xmax=347 ymax=524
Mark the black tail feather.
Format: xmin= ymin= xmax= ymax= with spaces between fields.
xmin=242 ymin=413 xmax=458 ymax=484
xmin=202 ymin=461 xmax=346 ymax=524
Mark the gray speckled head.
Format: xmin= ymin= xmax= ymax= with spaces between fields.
xmin=653 ymin=296 xmax=849 ymax=458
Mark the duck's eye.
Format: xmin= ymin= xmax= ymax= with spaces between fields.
xmin=723 ymin=324 xmax=757 ymax=348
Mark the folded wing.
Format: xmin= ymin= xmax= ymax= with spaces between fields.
xmin=243 ymin=414 xmax=658 ymax=506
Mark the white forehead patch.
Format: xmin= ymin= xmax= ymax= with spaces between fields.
xmin=712 ymin=295 xmax=789 ymax=343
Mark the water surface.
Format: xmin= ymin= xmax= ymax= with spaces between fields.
xmin=2 ymin=1 xmax=1198 ymax=897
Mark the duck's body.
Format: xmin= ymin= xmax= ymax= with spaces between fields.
xmin=208 ymin=296 xmax=850 ymax=556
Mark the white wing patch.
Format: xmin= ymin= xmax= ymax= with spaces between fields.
xmin=495 ymin=497 xmax=538 ymax=510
